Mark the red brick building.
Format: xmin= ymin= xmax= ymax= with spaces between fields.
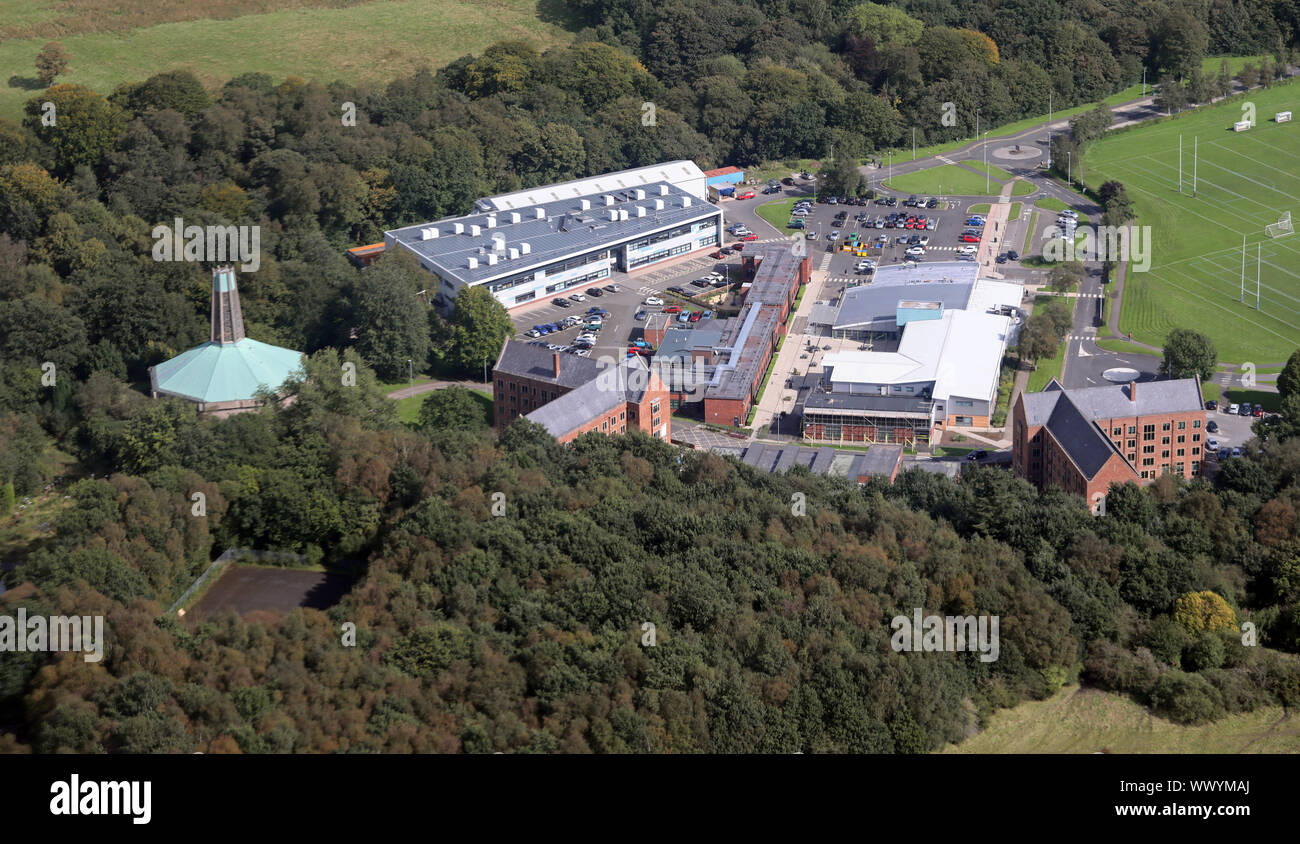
xmin=492 ymin=340 xmax=669 ymax=442
xmin=1012 ymin=378 xmax=1206 ymax=505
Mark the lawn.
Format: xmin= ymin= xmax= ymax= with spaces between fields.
xmin=884 ymin=164 xmax=1000 ymax=197
xmin=1025 ymin=339 xmax=1067 ymax=392
xmin=0 ymin=0 xmax=572 ymax=121
xmin=962 ymin=160 xmax=1014 ymax=182
xmin=941 ymin=683 xmax=1300 ymax=753
xmin=1084 ymin=77 xmax=1300 ymax=363
xmin=1010 ymin=179 xmax=1037 ymax=196
xmin=755 ymin=197 xmax=803 ymax=232
xmin=392 ymin=383 xmax=492 ymax=426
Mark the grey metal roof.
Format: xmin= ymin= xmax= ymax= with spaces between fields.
xmin=803 ymin=390 xmax=932 ymax=416
xmin=736 ymin=443 xmax=900 ymax=481
xmin=386 ymin=181 xmax=718 ymax=286
xmin=706 ymin=305 xmax=782 ymax=402
xmin=870 ymin=260 xmax=979 ymax=287
xmin=745 ymin=244 xmax=802 ymax=310
xmin=833 ymin=280 xmax=974 ymax=330
xmin=808 ymin=301 xmax=841 ymax=327
xmin=495 ymin=339 xmax=603 ymax=388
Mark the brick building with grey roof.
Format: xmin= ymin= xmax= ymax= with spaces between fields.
xmin=1012 ymin=377 xmax=1206 ymax=506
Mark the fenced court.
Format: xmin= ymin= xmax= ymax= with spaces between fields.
xmin=1084 ymin=79 xmax=1300 ymax=362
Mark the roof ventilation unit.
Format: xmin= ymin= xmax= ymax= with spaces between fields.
xmin=580 ymin=199 xmax=591 ymax=210
xmin=636 ymin=206 xmax=646 ymax=217
xmin=467 ymin=256 xmax=478 ymax=269
xmin=421 ymin=227 xmax=439 ymax=240
xmin=682 ymin=197 xmax=691 ymax=207
xmin=604 ymin=194 xmax=614 ymax=205
xmin=535 ymin=208 xmax=545 ymax=219
xmin=485 ymin=215 xmax=497 ymax=228
xmin=659 ymin=185 xmax=669 ymax=195
xmin=487 ymin=253 xmax=498 ymax=266
xmin=608 ymin=210 xmax=618 ymax=222
xmin=508 ymin=247 xmax=519 ymax=260
xmin=519 ymin=242 xmax=531 ymax=254
xmin=470 ymin=224 xmax=481 ymax=236
xmin=452 ymin=222 xmax=464 ymax=234
xmin=491 ymin=232 xmax=506 ymax=252
xmin=509 ymin=212 xmax=522 ymax=223
xmin=634 ymin=189 xmax=646 ymax=200
xmin=618 ymin=209 xmax=628 ymax=221
xmin=654 ymin=199 xmax=665 ymax=211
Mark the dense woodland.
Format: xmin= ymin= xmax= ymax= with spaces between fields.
xmin=1 ymin=1 xmax=1300 ymax=752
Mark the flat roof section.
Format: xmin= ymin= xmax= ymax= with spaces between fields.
xmin=387 ymin=180 xmax=719 ymax=286
xmin=477 ymin=161 xmax=707 ymax=211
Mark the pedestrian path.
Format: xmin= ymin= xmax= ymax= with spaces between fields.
xmin=1039 ymin=291 xmax=1104 ymax=298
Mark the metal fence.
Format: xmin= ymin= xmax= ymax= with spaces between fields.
xmin=166 ymin=548 xmax=305 ymax=615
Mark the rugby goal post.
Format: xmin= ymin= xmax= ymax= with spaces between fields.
xmin=1234 ymin=120 xmax=1253 ymax=132
xmin=1266 ymin=211 xmax=1294 ymax=238
xmin=1277 ymin=111 xmax=1293 ymax=123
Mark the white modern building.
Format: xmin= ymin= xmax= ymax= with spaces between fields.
xmin=384 ymin=161 xmax=722 ymax=310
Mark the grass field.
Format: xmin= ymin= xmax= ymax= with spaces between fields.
xmin=942 ymin=684 xmax=1300 ymax=753
xmin=755 ymin=197 xmax=803 ymax=232
xmin=885 ymin=163 xmax=1001 ymax=197
xmin=1085 ymin=78 xmax=1300 ymax=363
xmin=0 ymin=0 xmax=572 ymax=121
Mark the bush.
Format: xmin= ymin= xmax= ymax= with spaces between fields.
xmin=1149 ymin=671 xmax=1226 ymax=725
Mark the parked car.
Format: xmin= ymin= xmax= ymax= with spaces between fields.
xmin=552 ymin=297 xmax=572 ymax=307
xmin=634 ymin=309 xmax=647 ymax=321
xmin=782 ymin=177 xmax=796 ymax=186
xmin=736 ymin=190 xmax=756 ymax=200
xmin=1207 ymin=438 xmax=1219 ymax=450
xmin=644 ymin=296 xmax=663 ymax=306
xmin=741 ymin=233 xmax=758 ymax=241
xmin=663 ymin=305 xmax=682 ymax=314
xmin=733 ymin=242 xmax=746 ymax=250
xmin=568 ymin=293 xmax=586 ymax=302
xmin=701 ymin=309 xmax=713 ymax=319
xmin=1218 ymin=447 xmax=1231 ymax=459
xmin=1228 ymin=403 xmax=1240 ymax=414
xmin=960 ymin=234 xmax=980 ymax=243
xmin=710 ymin=250 xmax=726 ymax=259
xmin=1205 ymin=400 xmax=1218 ymax=411
xmin=1206 ymin=420 xmax=1219 ymax=432
xmin=1006 ymin=250 xmax=1019 ymax=261
xmin=1253 ymin=404 xmax=1265 ymax=417
xmin=1239 ymin=402 xmax=1253 ymax=416
xmin=689 ymin=311 xmax=703 ymax=322
xmin=604 ymin=284 xmax=620 ymax=293
xmin=1232 ymin=446 xmax=1243 ymax=456
xmin=967 ymin=450 xmax=989 ymax=461
xmin=585 ymin=287 xmax=603 ymax=297
xmin=667 ymin=286 xmax=686 ymax=295
xmin=996 ymin=253 xmax=1008 ymax=264
xmin=678 ymin=312 xmax=692 ymax=322
xmin=691 ymin=279 xmax=711 ymax=288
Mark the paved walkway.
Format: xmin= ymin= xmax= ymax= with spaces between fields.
xmin=749 ymin=266 xmax=831 ymax=434
xmin=386 ymin=379 xmax=492 ymax=400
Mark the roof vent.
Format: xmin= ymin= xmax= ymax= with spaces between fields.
xmin=487 ymin=253 xmax=498 ymax=266
xmin=634 ymin=189 xmax=646 ymax=200
xmin=654 ymin=199 xmax=665 ymax=211
xmin=608 ymin=210 xmax=618 ymax=222
xmin=470 ymin=225 xmax=481 ymax=236
xmin=659 ymin=185 xmax=669 ymax=195
xmin=580 ymin=199 xmax=591 ymax=210
xmin=619 ymin=209 xmax=628 ymax=221
xmin=604 ymin=194 xmax=614 ymax=205
xmin=636 ymin=206 xmax=646 ymax=217
xmin=467 ymin=256 xmax=478 ymax=269
xmin=682 ymin=196 xmax=692 ymax=207
xmin=535 ymin=208 xmax=545 ymax=219
xmin=491 ymin=233 xmax=506 ymax=252
xmin=485 ymin=215 xmax=497 ymax=228
xmin=508 ymin=247 xmax=519 ymax=260
xmin=520 ymin=242 xmax=531 ymax=254
xmin=453 ymin=222 xmax=464 ymax=234
xmin=509 ymin=211 xmax=521 ymax=224
xmin=421 ymin=227 xmax=439 ymax=240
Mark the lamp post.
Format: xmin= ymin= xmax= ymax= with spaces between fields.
xmin=1067 ymin=150 xmax=1072 ymax=185
xmin=983 ymin=131 xmax=990 ymax=194
xmin=1046 ymin=90 xmax=1053 ymax=168
xmin=483 ymin=358 xmax=489 ymax=384
xmin=406 ymin=359 xmax=413 ymax=397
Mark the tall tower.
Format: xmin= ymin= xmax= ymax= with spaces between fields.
xmin=209 ymin=265 xmax=246 ymax=344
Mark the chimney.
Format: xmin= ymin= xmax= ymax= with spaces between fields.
xmin=1129 ymin=380 xmax=1137 ymax=402
xmin=553 ymin=352 xmax=561 ymax=378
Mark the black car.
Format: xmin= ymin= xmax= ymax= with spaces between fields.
xmin=835 ymin=211 xmax=848 ymax=219
xmin=1206 ymin=420 xmax=1219 ymax=432
xmin=886 ymin=197 xmax=897 ymax=207
xmin=667 ymin=286 xmax=686 ymax=295
xmin=967 ymin=450 xmax=989 ymax=461
xmin=586 ymin=287 xmax=603 ymax=297
xmin=782 ymin=177 xmax=796 ymax=186
xmin=996 ymin=253 xmax=1008 ymax=264
xmin=552 ymin=297 xmax=572 ymax=307
xmin=926 ymin=198 xmax=939 ymax=208
xmin=832 ymin=219 xmax=844 ymax=227
xmin=690 ymin=279 xmax=710 ymax=288
xmin=1205 ymin=400 xmax=1218 ymax=411
xmin=1006 ymin=250 xmax=1019 ymax=261
xmin=874 ymin=197 xmax=889 ymax=205
xmin=817 ymin=195 xmax=828 ymax=204
xmin=1238 ymin=402 xmax=1252 ymax=416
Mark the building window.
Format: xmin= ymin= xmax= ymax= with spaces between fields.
xmin=1162 ymin=450 xmax=1170 ymax=458
xmin=1192 ymin=433 xmax=1200 ymax=442
xmin=1177 ymin=448 xmax=1185 ymax=456
xmin=1128 ymin=426 xmax=1137 ymax=435
xmin=1112 ymin=427 xmax=1121 ymax=436
xmin=1143 ymin=457 xmax=1154 ymax=466
xmin=620 ymin=411 xmax=626 ymax=421
xmin=1193 ymin=420 xmax=1201 ymax=428
xmin=1127 ymin=439 xmax=1136 ymax=449
xmin=1143 ymin=445 xmax=1155 ymax=454
xmin=1177 ymin=435 xmax=1185 ymax=443
xmin=1178 ymin=421 xmax=1186 ymax=429
xmin=1162 ymin=422 xmax=1171 ymax=431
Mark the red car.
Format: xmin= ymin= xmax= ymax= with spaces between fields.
xmin=741 ymin=233 xmax=759 ymax=241
xmin=736 ymin=190 xmax=756 ymax=200
xmin=710 ymin=250 xmax=726 ymax=259
xmin=732 ymin=242 xmax=745 ymax=251
xmin=689 ymin=311 xmax=703 ymax=322
xmin=663 ymin=306 xmax=682 ymax=314
xmin=960 ymin=234 xmax=980 ymax=243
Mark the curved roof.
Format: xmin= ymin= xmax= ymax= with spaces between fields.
xmin=151 ymin=338 xmax=303 ymax=404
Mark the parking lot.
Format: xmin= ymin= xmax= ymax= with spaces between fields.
xmin=1203 ymin=402 xmax=1263 ymax=461
xmin=504 ymin=228 xmax=761 ymax=362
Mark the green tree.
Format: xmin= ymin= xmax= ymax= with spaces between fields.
xmin=352 ymin=254 xmax=431 ymax=382
xmin=1046 ymin=261 xmax=1084 ymax=293
xmin=34 ymin=43 xmax=69 ymax=86
xmin=1277 ymin=348 xmax=1300 ymax=401
xmin=818 ymin=155 xmax=865 ymax=197
xmin=417 ymin=386 xmax=490 ymax=433
xmin=1159 ymin=328 xmax=1216 ymax=381
xmin=23 ymin=85 xmax=126 ymax=176
xmin=443 ymin=286 xmax=513 ymax=377
xmin=845 ymin=2 xmax=924 ymax=45
xmin=1018 ymin=315 xmax=1059 ymax=370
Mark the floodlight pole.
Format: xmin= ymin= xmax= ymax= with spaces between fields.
xmin=1257 ymin=243 xmax=1262 ymax=310
xmin=1142 ymin=67 xmax=1147 ymax=97
xmin=407 ymin=359 xmax=414 ymax=397
xmin=1178 ymin=135 xmax=1183 ymax=194
xmin=1067 ymin=151 xmax=1071 ymax=185
xmin=1193 ymin=136 xmax=1198 ymax=196
xmin=912 ymin=127 xmax=916 ymax=161
xmin=1046 ymin=90 xmax=1053 ymax=168
xmin=1241 ymin=234 xmax=1246 ymax=302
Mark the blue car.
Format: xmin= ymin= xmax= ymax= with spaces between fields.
xmin=702 ymin=309 xmax=713 ymax=319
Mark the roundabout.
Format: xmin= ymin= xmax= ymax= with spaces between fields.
xmin=1103 ymin=367 xmax=1141 ymax=383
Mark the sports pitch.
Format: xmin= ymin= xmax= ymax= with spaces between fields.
xmin=1084 ymin=79 xmax=1300 ymax=363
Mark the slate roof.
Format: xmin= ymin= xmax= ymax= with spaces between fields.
xmin=524 ymin=357 xmax=657 ymax=439
xmin=736 ymin=442 xmax=902 ymax=482
xmin=494 ymin=339 xmax=604 ymax=388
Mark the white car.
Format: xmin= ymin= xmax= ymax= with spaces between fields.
xmin=1061 ymin=209 xmax=1079 ymax=219
xmin=828 ymin=231 xmax=840 ymax=240
xmin=705 ymin=272 xmax=724 ymax=281
xmin=569 ymin=293 xmax=586 ymax=302
xmin=644 ymin=296 xmax=663 ymax=306
xmin=958 ymin=244 xmax=978 ymax=254
xmin=917 ymin=236 xmax=930 ymax=246
xmin=856 ymin=260 xmax=875 ymax=272
xmin=905 ymin=246 xmax=925 ymax=256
